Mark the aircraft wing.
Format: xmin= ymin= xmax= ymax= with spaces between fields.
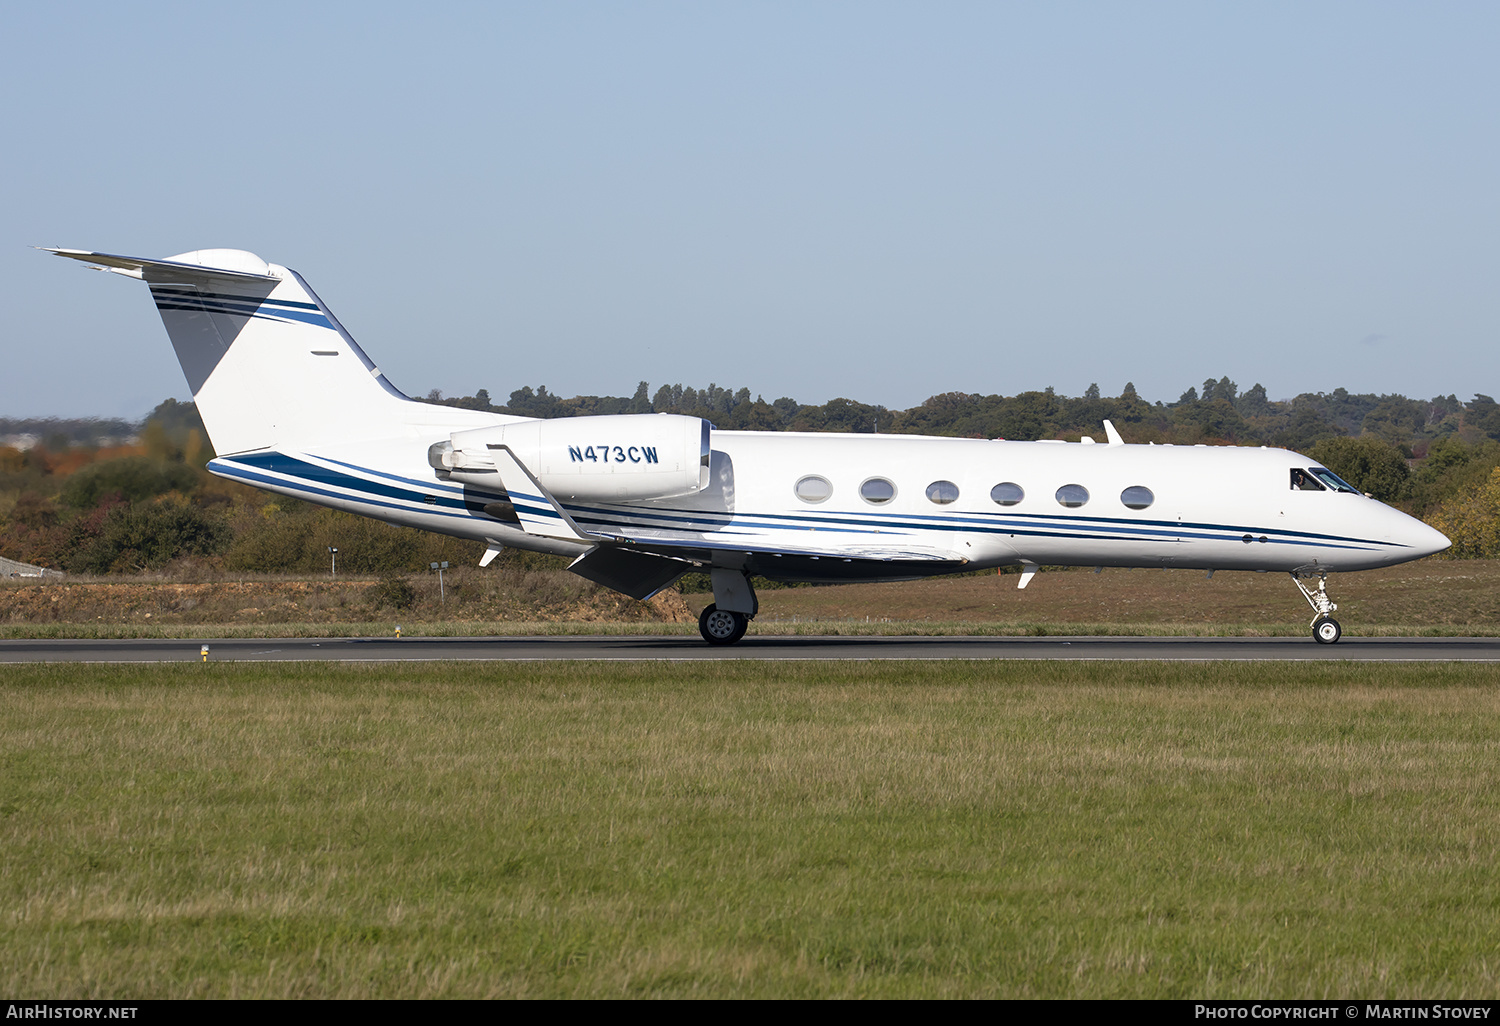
xmin=567 ymin=536 xmax=968 ymax=601
xmin=656 ymin=541 xmax=966 ymax=564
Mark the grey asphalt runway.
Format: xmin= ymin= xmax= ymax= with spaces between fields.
xmin=2 ymin=635 xmax=1499 ymax=662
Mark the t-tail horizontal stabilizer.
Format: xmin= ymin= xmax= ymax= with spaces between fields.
xmin=45 ymin=246 xmax=416 ymax=457
xmin=42 ymin=247 xmax=280 ymax=285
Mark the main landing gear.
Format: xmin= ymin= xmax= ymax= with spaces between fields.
xmin=1291 ymin=572 xmax=1342 ymax=644
xmin=698 ymin=604 xmax=750 ymax=645
xmin=697 ymin=568 xmax=758 ymax=645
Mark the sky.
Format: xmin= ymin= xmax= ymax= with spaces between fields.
xmin=4 ymin=1 xmax=1498 ymax=419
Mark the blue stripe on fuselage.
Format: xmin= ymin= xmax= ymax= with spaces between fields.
xmin=211 ymin=452 xmax=1397 ymax=556
xmin=213 ymin=453 xmax=469 ymax=518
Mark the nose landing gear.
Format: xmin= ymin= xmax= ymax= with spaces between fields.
xmin=1292 ymin=572 xmax=1342 ymax=644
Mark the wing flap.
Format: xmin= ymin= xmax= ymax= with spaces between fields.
xmin=567 ymin=546 xmax=690 ymax=601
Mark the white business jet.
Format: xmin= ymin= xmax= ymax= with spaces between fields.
xmin=47 ymin=247 xmax=1450 ymax=645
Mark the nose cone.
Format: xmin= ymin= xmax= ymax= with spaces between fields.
xmin=1408 ymin=520 xmax=1452 ymax=559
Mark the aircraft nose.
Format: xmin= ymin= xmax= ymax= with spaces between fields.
xmin=1404 ymin=518 xmax=1451 ymax=559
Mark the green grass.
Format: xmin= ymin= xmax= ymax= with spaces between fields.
xmin=3 ymin=661 xmax=1499 ymax=997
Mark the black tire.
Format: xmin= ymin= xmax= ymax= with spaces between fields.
xmin=1313 ymin=617 xmax=1342 ymax=644
xmin=698 ymin=604 xmax=749 ymax=645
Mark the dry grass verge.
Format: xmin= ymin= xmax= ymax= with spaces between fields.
xmin=1 ymin=558 xmax=1494 ymax=638
xmin=0 ymin=568 xmax=691 ymax=634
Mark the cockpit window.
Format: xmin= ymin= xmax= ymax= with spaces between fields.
xmin=1309 ymin=467 xmax=1359 ymax=493
xmin=1290 ymin=468 xmax=1325 ymax=491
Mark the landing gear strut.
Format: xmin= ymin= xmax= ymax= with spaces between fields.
xmin=1291 ymin=572 xmax=1342 ymax=644
xmin=698 ymin=604 xmax=749 ymax=645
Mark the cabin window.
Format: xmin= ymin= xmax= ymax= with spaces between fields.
xmin=860 ymin=478 xmax=897 ymax=504
xmin=1120 ymin=485 xmax=1154 ymax=510
xmin=926 ymin=480 xmax=959 ymax=505
xmin=794 ymin=475 xmax=833 ymax=504
xmin=1055 ymin=484 xmax=1089 ymax=508
xmin=990 ymin=482 xmax=1024 ymax=506
xmin=1309 ymin=467 xmax=1359 ymax=493
xmin=1291 ymin=469 xmax=1325 ymax=491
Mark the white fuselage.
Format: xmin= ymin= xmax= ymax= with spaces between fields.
xmin=208 ymin=422 xmax=1449 ymax=580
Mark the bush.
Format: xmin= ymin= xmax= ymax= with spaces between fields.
xmin=224 ymin=505 xmax=485 ymax=574
xmin=69 ymin=500 xmax=231 ymax=574
xmin=1408 ymin=439 xmax=1500 ymax=517
xmin=222 ymin=505 xmax=318 ymax=572
xmin=59 ymin=457 xmax=200 ymax=509
xmin=1427 ymin=468 xmax=1500 ymax=559
xmin=370 ymin=574 xmax=416 ymax=610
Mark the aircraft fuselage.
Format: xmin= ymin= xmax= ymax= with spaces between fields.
xmin=206 ymin=426 xmax=1448 ymax=581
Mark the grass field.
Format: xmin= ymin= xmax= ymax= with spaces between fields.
xmin=4 ymin=660 xmax=1499 ymax=998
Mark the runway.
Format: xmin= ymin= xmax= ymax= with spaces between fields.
xmin=3 ymin=635 xmax=1499 ymax=662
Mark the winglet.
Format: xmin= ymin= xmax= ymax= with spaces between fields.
xmin=1103 ymin=420 xmax=1125 ymax=446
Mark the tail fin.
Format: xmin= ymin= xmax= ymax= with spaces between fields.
xmin=46 ymin=248 xmax=414 ymax=456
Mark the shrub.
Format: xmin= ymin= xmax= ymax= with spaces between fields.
xmin=1427 ymin=468 xmax=1500 ymax=559
xmin=69 ymin=499 xmax=231 ymax=574
xmin=59 ymin=457 xmax=200 ymax=509
xmin=224 ymin=505 xmax=485 ymax=575
xmin=370 ymin=574 xmax=416 ymax=610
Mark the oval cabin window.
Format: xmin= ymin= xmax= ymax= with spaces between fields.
xmin=926 ymin=480 xmax=959 ymax=505
xmin=1120 ymin=485 xmax=1154 ymax=510
xmin=794 ymin=475 xmax=833 ymax=504
xmin=991 ymin=482 xmax=1024 ymax=506
xmin=860 ymin=478 xmax=897 ymax=504
xmin=1055 ymin=484 xmax=1089 ymax=508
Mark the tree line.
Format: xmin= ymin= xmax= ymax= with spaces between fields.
xmin=431 ymin=376 xmax=1499 ymax=456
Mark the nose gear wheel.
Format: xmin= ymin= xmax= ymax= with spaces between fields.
xmin=1313 ymin=617 xmax=1342 ymax=644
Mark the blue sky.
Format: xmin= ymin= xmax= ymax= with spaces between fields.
xmin=4 ymin=1 xmax=1498 ymax=419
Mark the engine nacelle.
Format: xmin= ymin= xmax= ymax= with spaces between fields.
xmin=429 ymin=414 xmax=710 ymax=502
